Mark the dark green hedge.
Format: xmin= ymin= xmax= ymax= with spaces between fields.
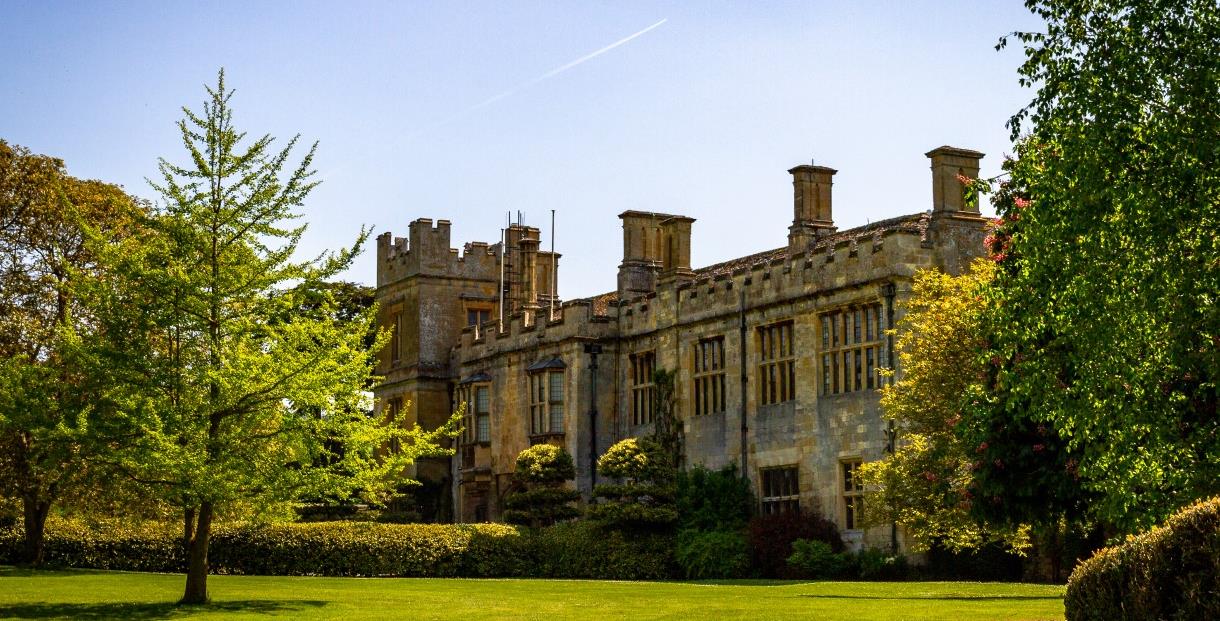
xmin=1065 ymin=497 xmax=1220 ymax=621
xmin=0 ymin=518 xmax=673 ymax=580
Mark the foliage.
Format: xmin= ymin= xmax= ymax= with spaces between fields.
xmin=595 ymin=438 xmax=665 ymax=483
xmin=512 ymin=444 xmax=576 ymax=484
xmin=80 ymin=70 xmax=456 ymax=602
xmin=786 ymin=539 xmax=850 ymax=579
xmin=854 ymin=547 xmax=910 ymax=581
xmin=1065 ymin=496 xmax=1220 ymax=621
xmin=674 ymin=529 xmax=749 ymax=579
xmin=857 ymin=260 xmax=1029 ymax=553
xmin=529 ymin=520 xmax=677 ymax=580
xmin=975 ymin=0 xmax=1220 ymax=533
xmin=649 ymin=369 xmax=681 ymax=473
xmin=746 ymin=512 xmax=842 ymax=578
xmin=503 ymin=445 xmax=580 ymax=527
xmin=676 ymin=464 xmax=752 ymax=532
xmin=591 ymin=438 xmax=678 ymax=531
xmin=0 ymin=139 xmax=143 ymax=564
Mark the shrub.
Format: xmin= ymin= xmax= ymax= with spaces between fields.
xmin=924 ymin=540 xmax=1024 ymax=581
xmin=677 ymin=465 xmax=753 ymax=532
xmin=747 ymin=512 xmax=843 ymax=578
xmin=513 ymin=444 xmax=576 ymax=483
xmin=676 ymin=529 xmax=750 ymax=579
xmin=1065 ymin=497 xmax=1220 ymax=621
xmin=0 ymin=517 xmax=677 ymax=579
xmin=597 ymin=438 xmax=667 ymax=482
xmin=530 ymin=520 xmax=677 ymax=580
xmin=787 ymin=539 xmax=850 ymax=578
xmin=503 ymin=445 xmax=580 ymax=528
xmin=855 ymin=547 xmax=910 ymax=580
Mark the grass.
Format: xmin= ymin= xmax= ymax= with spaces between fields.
xmin=0 ymin=567 xmax=1065 ymax=620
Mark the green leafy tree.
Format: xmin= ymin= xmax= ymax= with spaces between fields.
xmin=590 ymin=437 xmax=678 ymax=531
xmin=502 ymin=444 xmax=580 ymax=528
xmin=858 ymin=260 xmax=1029 ymax=553
xmin=974 ymin=0 xmax=1220 ymax=533
xmin=0 ymin=140 xmax=142 ymax=564
xmin=85 ymin=71 xmax=455 ymax=603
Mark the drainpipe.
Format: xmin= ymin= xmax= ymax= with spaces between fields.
xmin=585 ymin=343 xmax=603 ymax=493
xmin=738 ymin=283 xmax=749 ymax=481
xmin=882 ymin=282 xmax=898 ymax=554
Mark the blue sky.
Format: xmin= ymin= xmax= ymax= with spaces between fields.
xmin=1 ymin=1 xmax=1043 ymax=298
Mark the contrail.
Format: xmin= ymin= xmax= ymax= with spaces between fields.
xmin=409 ymin=18 xmax=668 ymax=138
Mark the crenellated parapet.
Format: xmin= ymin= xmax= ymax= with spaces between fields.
xmin=455 ymin=296 xmax=616 ymax=366
xmin=377 ymin=219 xmax=502 ymax=286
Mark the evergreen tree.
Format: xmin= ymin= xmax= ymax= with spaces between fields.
xmin=87 ymin=70 xmax=455 ymax=604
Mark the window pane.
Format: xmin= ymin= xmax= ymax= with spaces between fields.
xmin=549 ymin=403 xmax=563 ymax=433
xmin=822 ymin=316 xmax=830 ymax=350
xmin=477 ymin=414 xmax=490 ymax=442
xmin=476 ymin=386 xmax=489 ymax=414
xmin=832 ymin=314 xmax=839 ymax=346
xmin=867 ymin=348 xmax=875 ymax=389
xmin=549 ymin=372 xmax=563 ymax=402
xmin=854 ymin=309 xmax=862 ymax=343
xmin=855 ymin=349 xmax=862 ymax=391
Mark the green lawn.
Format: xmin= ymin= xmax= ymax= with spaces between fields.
xmin=0 ymin=567 xmax=1064 ymax=620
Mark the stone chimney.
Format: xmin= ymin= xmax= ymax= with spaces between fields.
xmin=787 ymin=164 xmax=837 ymax=252
xmin=618 ymin=211 xmax=693 ymax=293
xmin=926 ymin=146 xmax=985 ymax=215
xmin=659 ymin=215 xmax=695 ymax=285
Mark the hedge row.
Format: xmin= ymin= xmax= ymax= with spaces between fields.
xmin=1065 ymin=496 xmax=1220 ymax=621
xmin=0 ymin=518 xmax=675 ymax=580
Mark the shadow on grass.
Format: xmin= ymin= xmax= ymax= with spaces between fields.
xmin=0 ymin=566 xmax=105 ymax=578
xmin=799 ymin=594 xmax=1062 ymax=602
xmin=0 ymin=599 xmax=327 ymax=620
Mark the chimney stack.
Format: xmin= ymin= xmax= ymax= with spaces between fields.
xmin=926 ymin=146 xmax=984 ymax=215
xmin=788 ymin=164 xmax=837 ymax=252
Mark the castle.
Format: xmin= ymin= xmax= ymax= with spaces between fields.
xmin=374 ymin=146 xmax=988 ymax=550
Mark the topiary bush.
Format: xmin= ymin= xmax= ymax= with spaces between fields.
xmin=591 ymin=438 xmax=678 ymax=532
xmin=675 ymin=529 xmax=750 ymax=579
xmin=1065 ymin=497 xmax=1220 ymax=621
xmin=503 ymin=444 xmax=581 ymax=528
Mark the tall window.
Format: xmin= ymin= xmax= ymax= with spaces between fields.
xmin=820 ymin=304 xmax=883 ymax=395
xmin=630 ymin=352 xmax=656 ymax=426
xmin=390 ymin=310 xmax=403 ymax=362
xmin=761 ymin=466 xmax=800 ymax=515
xmin=757 ymin=321 xmax=796 ymax=405
xmin=387 ymin=397 xmax=403 ymax=454
xmin=842 ymin=460 xmax=865 ymax=530
xmin=460 ymin=384 xmax=491 ymax=444
xmin=530 ymin=370 xmax=565 ymax=435
xmin=693 ymin=337 xmax=726 ymax=416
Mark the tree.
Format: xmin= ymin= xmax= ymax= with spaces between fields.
xmin=86 ymin=70 xmax=455 ymax=603
xmin=857 ymin=260 xmax=1030 ymax=553
xmin=976 ymin=0 xmax=1220 ymax=533
xmin=502 ymin=444 xmax=580 ymax=528
xmin=0 ymin=140 xmax=142 ymax=564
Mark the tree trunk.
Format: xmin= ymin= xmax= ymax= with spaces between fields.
xmin=180 ymin=501 xmax=213 ymax=604
xmin=182 ymin=507 xmax=196 ymax=567
xmin=21 ymin=496 xmax=50 ymax=566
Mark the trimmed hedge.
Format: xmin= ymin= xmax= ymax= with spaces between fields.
xmin=1065 ymin=497 xmax=1220 ymax=621
xmin=0 ymin=518 xmax=672 ymax=579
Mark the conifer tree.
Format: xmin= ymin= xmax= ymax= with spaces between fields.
xmin=88 ymin=70 xmax=454 ymax=604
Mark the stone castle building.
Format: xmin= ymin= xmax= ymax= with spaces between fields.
xmin=374 ymin=146 xmax=988 ymax=548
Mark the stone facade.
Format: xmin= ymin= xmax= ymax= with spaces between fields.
xmin=373 ymin=145 xmax=989 ymax=549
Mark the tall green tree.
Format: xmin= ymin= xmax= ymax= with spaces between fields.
xmin=88 ymin=71 xmax=454 ymax=604
xmin=976 ymin=0 xmax=1220 ymax=532
xmin=857 ymin=260 xmax=1030 ymax=553
xmin=0 ymin=140 xmax=142 ymax=564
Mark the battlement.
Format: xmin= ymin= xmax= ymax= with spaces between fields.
xmin=456 ymin=296 xmax=616 ymax=365
xmin=377 ymin=218 xmax=502 ymax=286
xmin=610 ymin=213 xmax=968 ymax=334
